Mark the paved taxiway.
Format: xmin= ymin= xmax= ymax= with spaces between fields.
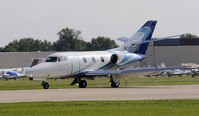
xmin=0 ymin=85 xmax=199 ymax=103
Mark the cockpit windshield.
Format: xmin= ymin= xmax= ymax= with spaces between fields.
xmin=45 ymin=57 xmax=58 ymax=62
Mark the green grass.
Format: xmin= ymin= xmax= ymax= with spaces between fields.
xmin=0 ymin=100 xmax=199 ymax=116
xmin=1 ymin=76 xmax=199 ymax=90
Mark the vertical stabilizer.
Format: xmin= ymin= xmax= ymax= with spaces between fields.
xmin=121 ymin=20 xmax=157 ymax=54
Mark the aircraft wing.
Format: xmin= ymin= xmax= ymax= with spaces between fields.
xmin=85 ymin=66 xmax=186 ymax=76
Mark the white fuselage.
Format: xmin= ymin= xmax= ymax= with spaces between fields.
xmin=25 ymin=50 xmax=145 ymax=79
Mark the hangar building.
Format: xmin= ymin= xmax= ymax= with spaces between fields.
xmin=140 ymin=38 xmax=199 ymax=67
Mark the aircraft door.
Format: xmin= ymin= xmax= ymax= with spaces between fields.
xmin=71 ymin=58 xmax=80 ymax=74
xmin=57 ymin=56 xmax=71 ymax=76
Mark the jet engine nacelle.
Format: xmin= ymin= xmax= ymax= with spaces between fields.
xmin=109 ymin=51 xmax=144 ymax=67
xmin=109 ymin=52 xmax=127 ymax=65
xmin=110 ymin=54 xmax=118 ymax=64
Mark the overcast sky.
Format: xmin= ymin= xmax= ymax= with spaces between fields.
xmin=0 ymin=0 xmax=199 ymax=47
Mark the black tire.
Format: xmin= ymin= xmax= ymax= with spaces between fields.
xmin=42 ymin=82 xmax=49 ymax=89
xmin=78 ymin=80 xmax=87 ymax=88
xmin=110 ymin=82 xmax=120 ymax=88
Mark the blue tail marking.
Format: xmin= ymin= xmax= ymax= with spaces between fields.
xmin=135 ymin=20 xmax=157 ymax=54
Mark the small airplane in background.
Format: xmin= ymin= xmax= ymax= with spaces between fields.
xmin=181 ymin=63 xmax=199 ymax=77
xmin=166 ymin=69 xmax=192 ymax=77
xmin=0 ymin=58 xmax=43 ymax=80
xmin=145 ymin=69 xmax=192 ymax=77
xmin=25 ymin=20 xmax=185 ymax=89
xmin=0 ymin=68 xmax=26 ymax=80
xmin=191 ymin=69 xmax=199 ymax=77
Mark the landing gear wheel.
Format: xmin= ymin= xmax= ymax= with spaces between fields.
xmin=78 ymin=80 xmax=87 ymax=88
xmin=110 ymin=82 xmax=120 ymax=88
xmin=110 ymin=75 xmax=120 ymax=88
xmin=42 ymin=81 xmax=49 ymax=89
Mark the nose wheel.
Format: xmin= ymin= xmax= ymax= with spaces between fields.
xmin=42 ymin=81 xmax=49 ymax=89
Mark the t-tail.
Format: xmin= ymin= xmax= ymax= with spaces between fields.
xmin=119 ymin=20 xmax=157 ymax=54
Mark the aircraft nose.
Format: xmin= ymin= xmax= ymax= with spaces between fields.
xmin=25 ymin=64 xmax=44 ymax=78
xmin=25 ymin=63 xmax=53 ymax=79
xmin=25 ymin=68 xmax=35 ymax=78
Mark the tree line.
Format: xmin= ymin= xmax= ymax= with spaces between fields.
xmin=180 ymin=33 xmax=199 ymax=39
xmin=0 ymin=28 xmax=119 ymax=52
xmin=0 ymin=28 xmax=198 ymax=52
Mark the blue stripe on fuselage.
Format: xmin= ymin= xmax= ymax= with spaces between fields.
xmin=118 ymin=52 xmax=133 ymax=64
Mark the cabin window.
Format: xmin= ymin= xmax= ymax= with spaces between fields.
xmin=83 ymin=57 xmax=87 ymax=63
xmin=92 ymin=57 xmax=96 ymax=63
xmin=45 ymin=57 xmax=58 ymax=62
xmin=100 ymin=57 xmax=104 ymax=62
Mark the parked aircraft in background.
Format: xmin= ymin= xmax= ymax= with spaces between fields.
xmin=25 ymin=20 xmax=185 ymax=89
xmin=0 ymin=68 xmax=26 ymax=80
xmin=191 ymin=69 xmax=199 ymax=77
xmin=166 ymin=69 xmax=192 ymax=77
xmin=145 ymin=63 xmax=193 ymax=77
xmin=0 ymin=58 xmax=43 ymax=80
xmin=182 ymin=63 xmax=199 ymax=77
xmin=145 ymin=71 xmax=165 ymax=77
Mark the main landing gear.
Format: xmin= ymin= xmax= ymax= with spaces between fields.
xmin=42 ymin=81 xmax=49 ymax=89
xmin=110 ymin=75 xmax=120 ymax=88
xmin=78 ymin=80 xmax=87 ymax=88
xmin=70 ymin=75 xmax=120 ymax=88
xmin=71 ymin=78 xmax=87 ymax=88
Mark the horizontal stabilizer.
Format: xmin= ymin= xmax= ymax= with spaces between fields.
xmin=117 ymin=37 xmax=128 ymax=43
xmin=132 ymin=34 xmax=184 ymax=45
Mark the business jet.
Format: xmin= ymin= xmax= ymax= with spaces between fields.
xmin=25 ymin=20 xmax=185 ymax=89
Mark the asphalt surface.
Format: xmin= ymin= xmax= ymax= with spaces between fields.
xmin=1 ymin=85 xmax=199 ymax=103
